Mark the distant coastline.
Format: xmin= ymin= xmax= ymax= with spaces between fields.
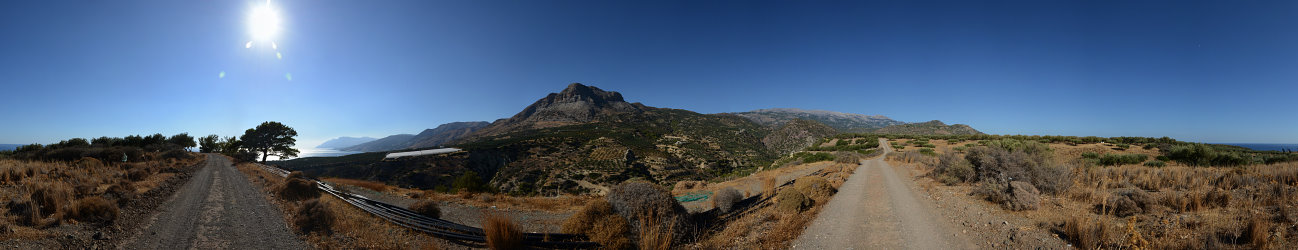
xmin=1218 ymin=143 xmax=1298 ymax=152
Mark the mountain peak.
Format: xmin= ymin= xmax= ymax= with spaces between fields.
xmin=464 ymin=83 xmax=644 ymax=139
xmin=555 ymin=83 xmax=626 ymax=105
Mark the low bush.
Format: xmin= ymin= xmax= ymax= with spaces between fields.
xmin=104 ymin=180 xmax=136 ymax=205
xmin=562 ymin=199 xmax=632 ymax=249
xmin=65 ymin=197 xmax=117 ymax=225
xmin=277 ymin=176 xmax=321 ymax=201
xmin=1081 ymin=152 xmax=1099 ymax=159
xmin=793 ymin=176 xmax=835 ymax=200
xmin=293 ymin=199 xmax=335 ymax=234
xmin=1143 ymin=160 xmax=1166 ymax=167
xmin=918 ymin=148 xmax=936 ymax=156
xmin=607 ymin=181 xmax=689 ymax=243
xmin=933 ymin=152 xmax=974 ymax=185
xmin=485 ymin=213 xmax=524 ymax=249
xmin=409 ymin=200 xmax=440 ymax=218
xmin=1103 ymin=188 xmax=1154 ymax=217
xmin=775 ymin=188 xmax=811 ymax=213
xmin=712 ymin=187 xmax=742 ymax=213
xmin=973 ymin=181 xmax=1040 ymax=211
xmin=1167 ymin=144 xmax=1250 ymax=167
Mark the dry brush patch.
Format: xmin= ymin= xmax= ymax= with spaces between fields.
xmin=918 ymin=140 xmax=1298 ymax=249
xmin=0 ymin=154 xmax=201 ymax=243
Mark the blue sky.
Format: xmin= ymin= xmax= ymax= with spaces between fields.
xmin=2 ymin=0 xmax=1296 ymax=148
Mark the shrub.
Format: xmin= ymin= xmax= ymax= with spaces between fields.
xmin=409 ymin=200 xmax=440 ymax=218
xmin=933 ymin=152 xmax=974 ymax=185
xmin=292 ymin=199 xmax=335 ymax=234
xmin=484 ymin=213 xmax=524 ymax=250
xmin=1155 ymin=155 xmax=1170 ymax=162
xmin=1081 ymin=152 xmax=1099 ymax=159
xmin=775 ymin=188 xmax=811 ymax=213
xmin=7 ymin=197 xmax=40 ymax=226
xmin=918 ymin=148 xmax=936 ymax=156
xmin=75 ymin=157 xmax=103 ymax=169
xmin=762 ymin=177 xmax=776 ymax=198
xmin=1143 ymin=160 xmax=1166 ymax=167
xmin=127 ymin=168 xmax=150 ymax=181
xmin=277 ymin=177 xmax=321 ymax=201
xmin=1247 ymin=217 xmax=1271 ymax=248
xmin=562 ymin=199 xmax=632 ymax=249
xmin=606 ymin=181 xmax=689 ymax=243
xmin=1099 ymin=154 xmax=1147 ymax=166
xmin=973 ymin=181 xmax=1039 ymax=211
xmin=1103 ymin=188 xmax=1154 ymax=217
xmin=793 ymin=176 xmax=835 ymax=200
xmin=712 ymin=187 xmax=742 ymax=213
xmin=161 ymin=149 xmax=193 ymax=160
xmin=833 ymin=151 xmax=860 ymax=164
xmin=65 ymin=197 xmax=117 ymax=225
xmin=452 ymin=171 xmax=488 ymax=193
xmin=104 ymin=180 xmax=136 ymax=205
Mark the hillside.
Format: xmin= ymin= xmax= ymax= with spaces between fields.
xmin=405 ymin=121 xmax=489 ymax=149
xmin=339 ymin=134 xmax=415 ymax=152
xmin=315 ymin=137 xmax=377 ymax=149
xmin=285 ymin=83 xmax=777 ymax=194
xmin=873 ymin=120 xmax=983 ymax=135
xmin=761 ymin=119 xmax=838 ymax=155
xmin=731 ymin=108 xmax=903 ymax=132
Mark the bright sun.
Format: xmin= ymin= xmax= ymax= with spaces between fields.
xmin=247 ymin=1 xmax=281 ymax=43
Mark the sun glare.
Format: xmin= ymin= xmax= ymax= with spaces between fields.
xmin=248 ymin=1 xmax=281 ymax=43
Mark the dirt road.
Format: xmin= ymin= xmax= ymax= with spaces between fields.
xmin=792 ymin=139 xmax=974 ymax=249
xmin=120 ymin=154 xmax=308 ymax=249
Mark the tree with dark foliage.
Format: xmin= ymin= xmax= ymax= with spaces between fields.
xmin=239 ymin=121 xmax=299 ymax=163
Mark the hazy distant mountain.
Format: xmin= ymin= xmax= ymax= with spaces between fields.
xmin=874 ymin=120 xmax=983 ymax=135
xmin=338 ymin=121 xmax=489 ymax=152
xmin=731 ymin=108 xmax=904 ymax=133
xmin=339 ymin=134 xmax=415 ymax=152
xmin=406 ymin=121 xmax=489 ymax=149
xmin=0 ymin=144 xmax=21 ymax=151
xmin=315 ymin=137 xmax=377 ymax=149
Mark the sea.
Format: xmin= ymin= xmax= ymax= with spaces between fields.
xmin=265 ymin=147 xmax=364 ymax=161
xmin=1219 ymin=143 xmax=1298 ymax=152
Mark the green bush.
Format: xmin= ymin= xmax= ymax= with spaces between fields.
xmin=1167 ymin=144 xmax=1249 ymax=167
xmin=933 ymin=152 xmax=974 ymax=185
xmin=775 ymin=188 xmax=811 ymax=213
xmin=452 ymin=171 xmax=488 ymax=193
xmin=1143 ymin=160 xmax=1166 ymax=167
xmin=1081 ymin=152 xmax=1099 ymax=159
xmin=1155 ymin=155 xmax=1170 ymax=162
xmin=1098 ymin=154 xmax=1147 ymax=166
xmin=918 ymin=148 xmax=936 ymax=156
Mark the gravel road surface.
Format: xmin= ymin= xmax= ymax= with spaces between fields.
xmin=120 ymin=154 xmax=309 ymax=249
xmin=792 ymin=139 xmax=975 ymax=249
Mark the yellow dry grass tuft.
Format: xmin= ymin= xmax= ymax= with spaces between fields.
xmin=484 ymin=212 xmax=524 ymax=250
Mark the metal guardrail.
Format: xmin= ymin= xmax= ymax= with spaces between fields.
xmin=254 ymin=164 xmax=597 ymax=248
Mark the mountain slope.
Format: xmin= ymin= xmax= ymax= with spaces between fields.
xmin=732 ymin=108 xmax=904 ymax=132
xmin=339 ymin=134 xmax=415 ymax=152
xmin=873 ymin=120 xmax=983 ymax=135
xmin=292 ymin=83 xmax=776 ymax=195
xmin=406 ymin=121 xmax=489 ymax=149
xmin=762 ymin=119 xmax=839 ymax=155
xmin=315 ymin=137 xmax=377 ymax=149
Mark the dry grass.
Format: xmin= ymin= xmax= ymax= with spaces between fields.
xmin=762 ymin=177 xmax=776 ymax=198
xmin=637 ymin=215 xmax=675 ymax=250
xmin=276 ymin=177 xmax=321 ymax=202
xmin=1065 ymin=215 xmax=1112 ymax=249
xmin=483 ymin=212 xmax=524 ymax=250
xmin=321 ymin=177 xmax=390 ymax=192
xmin=409 ymin=200 xmax=441 ymax=218
xmin=64 ymin=196 xmax=117 ymax=225
xmin=292 ymin=198 xmax=335 ymax=234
